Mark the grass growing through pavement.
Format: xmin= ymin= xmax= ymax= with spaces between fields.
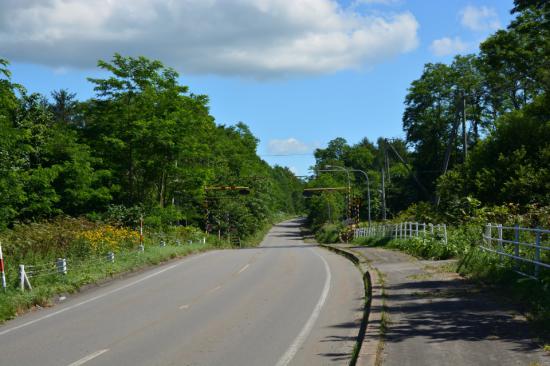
xmin=375 ymin=268 xmax=389 ymax=366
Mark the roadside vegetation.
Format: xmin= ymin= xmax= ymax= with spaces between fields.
xmin=0 ymin=212 xmax=294 ymax=323
xmin=0 ymin=52 xmax=304 ymax=320
xmin=305 ymin=0 xmax=550 ymax=338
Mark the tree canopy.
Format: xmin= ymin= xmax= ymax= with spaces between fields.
xmin=0 ymin=55 xmax=304 ymax=236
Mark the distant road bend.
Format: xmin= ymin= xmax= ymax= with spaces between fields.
xmin=0 ymin=219 xmax=363 ymax=366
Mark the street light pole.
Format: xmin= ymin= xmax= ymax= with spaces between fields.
xmin=347 ymin=168 xmax=371 ymax=226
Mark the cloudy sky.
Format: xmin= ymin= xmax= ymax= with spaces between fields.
xmin=1 ymin=0 xmax=513 ymax=175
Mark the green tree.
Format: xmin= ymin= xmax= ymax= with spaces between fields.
xmin=50 ymin=89 xmax=78 ymax=125
xmin=83 ymin=54 xmax=214 ymax=208
xmin=0 ymin=59 xmax=25 ymax=227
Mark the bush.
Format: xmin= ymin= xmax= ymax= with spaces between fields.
xmin=392 ymin=201 xmax=440 ymax=223
xmin=315 ymin=223 xmax=342 ymax=244
xmin=144 ymin=206 xmax=184 ymax=229
xmin=0 ymin=216 xmax=96 ymax=262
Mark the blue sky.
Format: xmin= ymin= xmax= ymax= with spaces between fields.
xmin=2 ymin=0 xmax=514 ymax=176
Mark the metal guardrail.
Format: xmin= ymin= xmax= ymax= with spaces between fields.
xmin=354 ymin=222 xmax=447 ymax=244
xmin=481 ymin=224 xmax=550 ymax=279
xmin=17 ymin=238 xmax=207 ymax=291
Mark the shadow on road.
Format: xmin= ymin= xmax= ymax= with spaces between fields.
xmin=254 ymin=244 xmax=318 ymax=249
xmin=379 ymin=278 xmax=542 ymax=353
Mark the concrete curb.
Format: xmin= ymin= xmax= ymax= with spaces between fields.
xmin=319 ymin=244 xmax=383 ymax=366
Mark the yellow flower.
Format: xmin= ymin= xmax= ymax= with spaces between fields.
xmin=78 ymin=225 xmax=139 ymax=253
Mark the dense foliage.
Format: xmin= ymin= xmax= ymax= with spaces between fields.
xmin=0 ymin=54 xmax=304 ymax=237
xmin=305 ymin=0 xmax=550 ymax=227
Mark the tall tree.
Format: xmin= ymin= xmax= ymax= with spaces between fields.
xmin=50 ymin=89 xmax=77 ymax=125
xmin=84 ymin=54 xmax=214 ymax=207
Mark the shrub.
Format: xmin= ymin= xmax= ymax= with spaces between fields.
xmin=315 ymin=223 xmax=341 ymax=244
xmin=102 ymin=204 xmax=144 ymax=227
xmin=144 ymin=206 xmax=184 ymax=229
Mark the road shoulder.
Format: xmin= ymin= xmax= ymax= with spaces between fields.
xmin=336 ymin=244 xmax=549 ymax=366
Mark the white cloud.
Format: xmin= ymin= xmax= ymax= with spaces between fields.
xmin=353 ymin=0 xmax=400 ymax=5
xmin=0 ymin=0 xmax=419 ymax=78
xmin=460 ymin=5 xmax=501 ymax=32
xmin=430 ymin=37 xmax=470 ymax=57
xmin=288 ymin=166 xmax=299 ymax=175
xmin=267 ymin=138 xmax=314 ymax=155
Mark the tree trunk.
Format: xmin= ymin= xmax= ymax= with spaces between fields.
xmin=159 ymin=170 xmax=166 ymax=208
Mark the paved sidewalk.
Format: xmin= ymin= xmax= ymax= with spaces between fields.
xmin=337 ymin=244 xmax=549 ymax=366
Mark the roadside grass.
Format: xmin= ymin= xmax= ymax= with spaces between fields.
xmin=315 ymin=223 xmax=342 ymax=244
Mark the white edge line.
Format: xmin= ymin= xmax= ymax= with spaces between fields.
xmin=67 ymin=348 xmax=109 ymax=366
xmin=0 ymin=251 xmax=214 ymax=336
xmin=208 ymin=285 xmax=222 ymax=293
xmin=238 ymin=263 xmax=250 ymax=274
xmin=275 ymin=248 xmax=332 ymax=366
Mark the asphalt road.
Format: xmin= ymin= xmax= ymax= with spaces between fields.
xmin=0 ymin=220 xmax=363 ymax=366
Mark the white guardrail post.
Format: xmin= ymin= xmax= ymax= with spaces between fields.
xmin=535 ymin=228 xmax=541 ymax=278
xmin=514 ymin=224 xmax=520 ymax=270
xmin=497 ymin=224 xmax=503 ymax=262
xmin=0 ymin=242 xmax=6 ymax=291
xmin=19 ymin=264 xmax=32 ymax=291
xmin=57 ymin=258 xmax=67 ymax=275
xmin=19 ymin=264 xmax=24 ymax=291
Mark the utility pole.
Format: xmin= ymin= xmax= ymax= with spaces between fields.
xmin=350 ymin=169 xmax=371 ymax=226
xmin=381 ymin=169 xmax=387 ymax=221
xmin=385 ymin=149 xmax=391 ymax=183
xmin=437 ymin=119 xmax=459 ymax=206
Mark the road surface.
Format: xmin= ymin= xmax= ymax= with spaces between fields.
xmin=0 ymin=220 xmax=363 ymax=366
xmin=347 ymin=245 xmax=550 ymax=366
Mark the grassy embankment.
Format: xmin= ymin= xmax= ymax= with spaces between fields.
xmin=0 ymin=214 xmax=294 ymax=323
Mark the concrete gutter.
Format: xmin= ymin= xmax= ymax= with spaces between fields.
xmin=319 ymin=244 xmax=383 ymax=366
